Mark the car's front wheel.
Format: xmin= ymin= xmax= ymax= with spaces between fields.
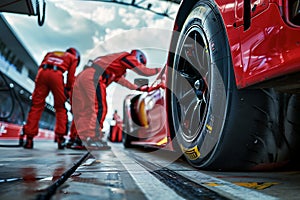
xmin=122 ymin=95 xmax=140 ymax=148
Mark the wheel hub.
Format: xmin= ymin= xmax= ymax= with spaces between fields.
xmin=194 ymin=80 xmax=201 ymax=90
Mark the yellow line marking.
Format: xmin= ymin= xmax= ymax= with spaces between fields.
xmin=156 ymin=137 xmax=168 ymax=146
xmin=204 ymin=182 xmax=221 ymax=187
xmin=234 ymin=182 xmax=279 ymax=190
xmin=203 ymin=182 xmax=279 ymax=190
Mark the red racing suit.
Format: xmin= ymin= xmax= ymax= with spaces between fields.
xmin=72 ymin=51 xmax=160 ymax=140
xmin=23 ymin=51 xmax=78 ymax=138
xmin=69 ymin=120 xmax=78 ymax=141
xmin=110 ymin=112 xmax=123 ymax=142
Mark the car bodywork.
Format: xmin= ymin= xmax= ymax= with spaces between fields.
xmin=123 ymin=69 xmax=171 ymax=149
xmin=171 ymin=0 xmax=300 ymax=90
xmin=123 ymin=0 xmax=300 ymax=170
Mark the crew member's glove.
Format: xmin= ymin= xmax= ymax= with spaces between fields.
xmin=137 ymin=83 xmax=165 ymax=92
xmin=137 ymin=85 xmax=149 ymax=92
xmin=147 ymin=83 xmax=165 ymax=92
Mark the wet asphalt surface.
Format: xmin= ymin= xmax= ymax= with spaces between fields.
xmin=0 ymin=140 xmax=300 ymax=200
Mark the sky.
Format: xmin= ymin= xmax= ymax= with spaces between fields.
xmin=3 ymin=0 xmax=178 ymax=68
xmin=3 ymin=0 xmax=179 ymax=125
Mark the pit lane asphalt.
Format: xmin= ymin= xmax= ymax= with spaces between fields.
xmin=0 ymin=140 xmax=299 ymax=200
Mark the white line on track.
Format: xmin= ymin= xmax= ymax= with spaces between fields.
xmin=111 ymin=146 xmax=185 ymax=200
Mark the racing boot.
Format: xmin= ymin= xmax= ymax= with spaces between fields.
xmin=85 ymin=137 xmax=111 ymax=150
xmin=70 ymin=137 xmax=86 ymax=150
xmin=57 ymin=135 xmax=66 ymax=150
xmin=19 ymin=128 xmax=25 ymax=146
xmin=65 ymin=138 xmax=75 ymax=148
xmin=99 ymin=139 xmax=108 ymax=146
xmin=23 ymin=136 xmax=34 ymax=149
xmin=54 ymin=135 xmax=58 ymax=143
xmin=85 ymin=137 xmax=98 ymax=149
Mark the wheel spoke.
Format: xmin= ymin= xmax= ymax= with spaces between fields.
xmin=172 ymin=28 xmax=211 ymax=143
xmin=194 ymin=32 xmax=203 ymax=70
xmin=194 ymin=32 xmax=209 ymax=76
xmin=181 ymin=98 xmax=198 ymax=136
xmin=190 ymin=100 xmax=203 ymax=133
xmin=179 ymin=71 xmax=197 ymax=83
xmin=178 ymin=88 xmax=195 ymax=105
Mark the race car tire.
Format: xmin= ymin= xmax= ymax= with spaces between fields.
xmin=283 ymin=94 xmax=300 ymax=164
xmin=122 ymin=117 xmax=135 ymax=148
xmin=122 ymin=96 xmax=139 ymax=148
xmin=170 ymin=0 xmax=293 ymax=170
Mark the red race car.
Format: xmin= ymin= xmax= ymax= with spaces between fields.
xmin=122 ymin=0 xmax=300 ymax=170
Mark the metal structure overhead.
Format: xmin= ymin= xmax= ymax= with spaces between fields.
xmin=0 ymin=0 xmax=46 ymax=26
xmin=0 ymin=0 xmax=180 ymax=25
xmin=89 ymin=0 xmax=181 ymax=19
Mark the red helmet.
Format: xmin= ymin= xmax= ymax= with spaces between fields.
xmin=131 ymin=49 xmax=147 ymax=65
xmin=66 ymin=47 xmax=80 ymax=66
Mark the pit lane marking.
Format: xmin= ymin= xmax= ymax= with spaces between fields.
xmin=176 ymin=168 xmax=279 ymax=200
xmin=112 ymin=145 xmax=279 ymax=200
xmin=111 ymin=146 xmax=185 ymax=200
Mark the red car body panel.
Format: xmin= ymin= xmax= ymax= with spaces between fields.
xmin=228 ymin=3 xmax=300 ymax=88
xmin=127 ymin=88 xmax=174 ymax=150
xmin=173 ymin=0 xmax=300 ymax=89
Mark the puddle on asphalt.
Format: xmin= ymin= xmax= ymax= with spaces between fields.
xmin=56 ymin=152 xmax=87 ymax=156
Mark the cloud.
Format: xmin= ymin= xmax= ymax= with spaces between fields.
xmin=91 ymin=6 xmax=116 ymax=24
xmin=3 ymin=0 xmax=178 ymax=70
xmin=119 ymin=7 xmax=140 ymax=27
xmin=59 ymin=2 xmax=117 ymax=25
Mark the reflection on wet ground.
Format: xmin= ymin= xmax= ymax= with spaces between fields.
xmin=0 ymin=140 xmax=87 ymax=199
xmin=1 ymin=140 xmax=300 ymax=200
xmin=0 ymin=140 xmax=146 ymax=200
